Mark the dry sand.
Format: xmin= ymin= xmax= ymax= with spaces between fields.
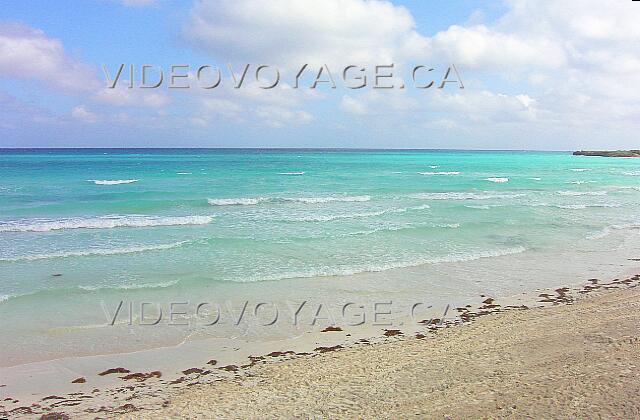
xmin=118 ymin=281 xmax=640 ymax=419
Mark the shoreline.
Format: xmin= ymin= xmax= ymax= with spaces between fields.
xmin=2 ymin=265 xmax=639 ymax=418
xmin=131 ymin=273 xmax=640 ymax=419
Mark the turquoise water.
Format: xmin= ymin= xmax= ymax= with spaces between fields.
xmin=0 ymin=149 xmax=639 ymax=364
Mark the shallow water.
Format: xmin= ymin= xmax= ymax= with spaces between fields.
xmin=0 ymin=149 xmax=639 ymax=365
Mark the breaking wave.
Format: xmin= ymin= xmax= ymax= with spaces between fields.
xmin=78 ymin=279 xmax=180 ymax=291
xmin=409 ymin=192 xmax=524 ymax=200
xmin=418 ymin=171 xmax=460 ymax=175
xmin=0 ymin=241 xmax=189 ymax=262
xmin=88 ymin=179 xmax=138 ymax=185
xmin=208 ymin=195 xmax=371 ymax=206
xmin=0 ymin=215 xmax=213 ymax=232
xmin=556 ymin=191 xmax=607 ymax=196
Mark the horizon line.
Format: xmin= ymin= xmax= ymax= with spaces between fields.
xmin=0 ymin=147 xmax=578 ymax=152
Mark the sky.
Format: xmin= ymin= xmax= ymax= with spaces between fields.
xmin=0 ymin=0 xmax=639 ymax=149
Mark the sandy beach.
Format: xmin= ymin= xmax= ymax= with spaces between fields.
xmin=2 ymin=270 xmax=639 ymax=418
xmin=103 ymin=272 xmax=638 ymax=419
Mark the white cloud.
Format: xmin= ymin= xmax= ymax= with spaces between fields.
xmin=340 ymin=96 xmax=367 ymax=115
xmin=184 ymin=0 xmax=428 ymax=67
xmin=424 ymin=25 xmax=566 ymax=71
xmin=255 ymin=105 xmax=313 ymax=128
xmin=71 ymin=105 xmax=98 ymax=123
xmin=0 ymin=23 xmax=98 ymax=93
xmin=95 ymin=85 xmax=170 ymax=108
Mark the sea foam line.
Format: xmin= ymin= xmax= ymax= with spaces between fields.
xmin=290 ymin=208 xmax=407 ymax=222
xmin=0 ymin=241 xmax=189 ymax=262
xmin=409 ymin=192 xmax=524 ymax=200
xmin=485 ymin=177 xmax=509 ymax=183
xmin=238 ymin=246 xmax=527 ymax=282
xmin=78 ymin=279 xmax=180 ymax=291
xmin=207 ymin=195 xmax=371 ymax=206
xmin=88 ymin=179 xmax=138 ymax=185
xmin=418 ymin=171 xmax=460 ymax=175
xmin=0 ymin=215 xmax=214 ymax=233
xmin=556 ymin=190 xmax=607 ymax=196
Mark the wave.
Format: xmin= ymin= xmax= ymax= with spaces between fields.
xmin=465 ymin=204 xmax=491 ymax=209
xmin=624 ymin=171 xmax=640 ymax=176
xmin=418 ymin=171 xmax=460 ymax=175
xmin=0 ymin=215 xmax=213 ymax=233
xmin=78 ymin=279 xmax=179 ymax=291
xmin=207 ymin=195 xmax=371 ymax=206
xmin=556 ymin=204 xmax=588 ymax=209
xmin=278 ymin=172 xmax=305 ymax=175
xmin=285 ymin=195 xmax=371 ymax=204
xmin=587 ymin=223 xmax=640 ymax=240
xmin=0 ymin=241 xmax=189 ymax=262
xmin=239 ymin=246 xmax=527 ymax=282
xmin=485 ymin=177 xmax=509 ymax=183
xmin=208 ymin=197 xmax=265 ymax=206
xmin=88 ymin=179 xmax=138 ymax=185
xmin=339 ymin=221 xmax=457 ymax=237
xmin=556 ymin=190 xmax=607 ymax=196
xmin=176 ymin=172 xmax=192 ymax=175
xmin=570 ymin=168 xmax=591 ymax=172
xmin=529 ymin=177 xmax=542 ymax=181
xmin=409 ymin=192 xmax=524 ymax=200
xmin=288 ymin=203 xmax=431 ymax=222
xmin=291 ymin=208 xmax=407 ymax=222
xmin=568 ymin=181 xmax=596 ymax=184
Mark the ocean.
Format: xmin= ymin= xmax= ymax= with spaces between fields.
xmin=1 ymin=149 xmax=639 ymax=366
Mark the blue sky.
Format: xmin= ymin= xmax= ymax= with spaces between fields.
xmin=0 ymin=0 xmax=639 ymax=149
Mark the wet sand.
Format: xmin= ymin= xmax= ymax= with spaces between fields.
xmin=115 ymin=274 xmax=640 ymax=419
xmin=3 ymin=272 xmax=639 ymax=419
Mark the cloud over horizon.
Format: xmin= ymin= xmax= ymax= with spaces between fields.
xmin=0 ymin=0 xmax=639 ymax=149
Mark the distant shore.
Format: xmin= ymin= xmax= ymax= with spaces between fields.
xmin=573 ymin=150 xmax=640 ymax=157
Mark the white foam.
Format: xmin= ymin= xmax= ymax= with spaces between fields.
xmin=239 ymin=246 xmax=527 ymax=282
xmin=0 ymin=241 xmax=189 ymax=262
xmin=418 ymin=171 xmax=460 ymax=175
xmin=556 ymin=204 xmax=588 ymax=209
xmin=485 ymin=177 xmax=509 ymax=183
xmin=292 ymin=208 xmax=407 ymax=222
xmin=88 ymin=179 xmax=138 ymax=185
xmin=284 ymin=195 xmax=371 ymax=204
xmin=570 ymin=168 xmax=591 ymax=172
xmin=176 ymin=172 xmax=192 ymax=175
xmin=465 ymin=204 xmax=491 ymax=210
xmin=568 ymin=180 xmax=596 ymax=184
xmin=79 ymin=279 xmax=179 ymax=291
xmin=0 ymin=215 xmax=213 ymax=232
xmin=207 ymin=195 xmax=372 ymax=206
xmin=587 ymin=223 xmax=640 ymax=240
xmin=556 ymin=190 xmax=607 ymax=196
xmin=624 ymin=171 xmax=640 ymax=176
xmin=278 ymin=172 xmax=305 ymax=175
xmin=208 ymin=198 xmax=265 ymax=206
xmin=411 ymin=204 xmax=432 ymax=210
xmin=529 ymin=177 xmax=542 ymax=181
xmin=409 ymin=192 xmax=524 ymax=200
